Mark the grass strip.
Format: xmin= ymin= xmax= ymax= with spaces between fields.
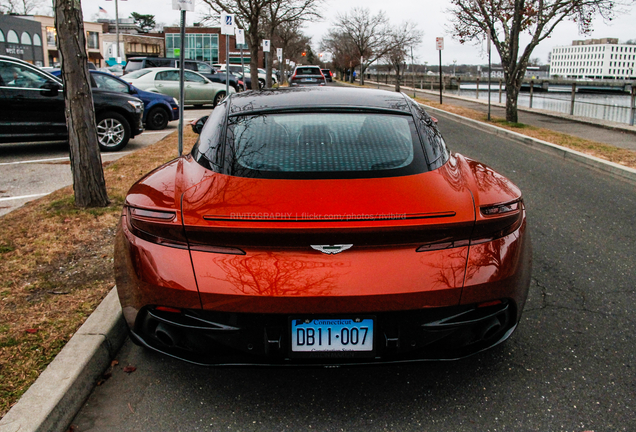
xmin=0 ymin=129 xmax=194 ymax=417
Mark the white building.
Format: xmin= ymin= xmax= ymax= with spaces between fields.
xmin=550 ymin=38 xmax=635 ymax=80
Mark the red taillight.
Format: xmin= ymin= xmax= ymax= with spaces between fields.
xmin=471 ymin=199 xmax=523 ymax=244
xmin=155 ymin=306 xmax=182 ymax=313
xmin=126 ymin=206 xmax=188 ymax=249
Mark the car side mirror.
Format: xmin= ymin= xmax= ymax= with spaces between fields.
xmin=40 ymin=81 xmax=60 ymax=97
xmin=190 ymin=116 xmax=209 ymax=135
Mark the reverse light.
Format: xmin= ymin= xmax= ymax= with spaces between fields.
xmin=472 ymin=199 xmax=524 ymax=244
xmin=126 ymin=206 xmax=188 ymax=249
xmin=480 ymin=200 xmax=520 ymax=216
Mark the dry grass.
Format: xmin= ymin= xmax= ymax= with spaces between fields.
xmin=0 ymin=129 xmax=195 ymax=417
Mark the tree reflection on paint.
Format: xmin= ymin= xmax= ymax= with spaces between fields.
xmin=206 ymin=252 xmax=344 ymax=296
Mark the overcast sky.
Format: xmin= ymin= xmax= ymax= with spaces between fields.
xmin=81 ymin=0 xmax=636 ymax=66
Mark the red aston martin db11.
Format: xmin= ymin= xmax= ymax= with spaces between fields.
xmin=114 ymin=87 xmax=531 ymax=365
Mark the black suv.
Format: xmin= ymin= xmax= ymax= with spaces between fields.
xmin=290 ymin=66 xmax=327 ymax=86
xmin=0 ymin=56 xmax=144 ymax=151
xmin=124 ymin=57 xmax=242 ymax=92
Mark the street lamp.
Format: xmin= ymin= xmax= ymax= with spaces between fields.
xmin=453 ymin=59 xmax=457 ymax=76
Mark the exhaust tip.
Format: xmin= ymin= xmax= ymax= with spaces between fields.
xmin=155 ymin=323 xmax=178 ymax=348
xmin=479 ymin=317 xmax=503 ymax=342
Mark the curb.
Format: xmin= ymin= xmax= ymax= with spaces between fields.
xmin=338 ymin=80 xmax=636 ymax=184
xmin=0 ymin=288 xmax=127 ymax=432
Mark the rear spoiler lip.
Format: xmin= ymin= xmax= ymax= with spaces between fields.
xmin=202 ymin=211 xmax=457 ymax=223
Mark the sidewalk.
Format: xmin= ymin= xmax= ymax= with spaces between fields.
xmin=367 ymin=80 xmax=636 ymax=151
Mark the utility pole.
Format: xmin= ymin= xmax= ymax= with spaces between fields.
xmin=114 ymin=0 xmax=120 ymax=64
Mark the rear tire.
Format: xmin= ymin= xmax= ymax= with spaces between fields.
xmin=96 ymin=112 xmax=130 ymax=152
xmin=213 ymin=91 xmax=226 ymax=107
xmin=145 ymin=106 xmax=169 ymax=130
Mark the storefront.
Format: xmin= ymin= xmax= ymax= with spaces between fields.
xmin=0 ymin=15 xmax=44 ymax=66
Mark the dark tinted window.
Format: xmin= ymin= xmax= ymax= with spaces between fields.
xmin=147 ymin=58 xmax=174 ymax=68
xmin=156 ymin=71 xmax=179 ymax=81
xmin=93 ymin=73 xmax=129 ymax=93
xmin=295 ymin=67 xmax=322 ymax=76
xmin=411 ymin=103 xmax=449 ymax=168
xmin=203 ymin=112 xmax=427 ymax=179
xmin=193 ymin=103 xmax=227 ymax=171
xmin=184 ymin=71 xmax=206 ymax=83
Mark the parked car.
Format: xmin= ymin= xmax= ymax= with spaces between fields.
xmin=0 ymin=55 xmax=143 ymax=151
xmin=290 ymin=66 xmax=327 ymax=86
xmin=124 ymin=57 xmax=242 ymax=92
xmin=50 ymin=69 xmax=179 ymax=130
xmin=124 ymin=68 xmax=234 ymax=107
xmin=114 ymin=86 xmax=532 ymax=366
xmin=212 ymin=64 xmax=266 ymax=89
xmin=321 ymin=69 xmax=333 ymax=82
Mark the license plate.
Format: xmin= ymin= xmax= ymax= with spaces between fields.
xmin=291 ymin=318 xmax=374 ymax=355
xmin=302 ymin=78 xmax=316 ymax=82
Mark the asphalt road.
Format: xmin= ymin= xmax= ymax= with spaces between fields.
xmin=0 ymin=108 xmax=210 ymax=216
xmin=69 ymin=110 xmax=636 ymax=432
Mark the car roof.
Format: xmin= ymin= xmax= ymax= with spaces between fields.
xmin=228 ymin=87 xmax=412 ymax=114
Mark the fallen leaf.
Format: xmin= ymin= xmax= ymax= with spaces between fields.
xmin=111 ymin=359 xmax=119 ymax=367
xmin=66 ymin=425 xmax=77 ymax=432
xmin=128 ymin=402 xmax=135 ymax=414
xmin=25 ymin=328 xmax=39 ymax=334
xmin=123 ymin=366 xmax=137 ymax=373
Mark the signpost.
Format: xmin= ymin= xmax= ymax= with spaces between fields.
xmin=263 ymin=40 xmax=270 ymax=88
xmin=235 ymin=28 xmax=245 ymax=88
xmin=221 ymin=12 xmax=235 ymax=97
xmin=172 ymin=0 xmax=195 ymax=156
xmin=436 ymin=37 xmax=444 ymax=104
xmin=487 ymin=30 xmax=492 ymax=121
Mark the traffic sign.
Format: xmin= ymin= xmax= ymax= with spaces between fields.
xmin=235 ymin=28 xmax=245 ymax=45
xmin=172 ymin=0 xmax=194 ymax=11
xmin=263 ymin=39 xmax=270 ymax=53
xmin=221 ymin=12 xmax=235 ymax=35
xmin=277 ymin=47 xmax=282 ymax=61
xmin=436 ymin=37 xmax=444 ymax=50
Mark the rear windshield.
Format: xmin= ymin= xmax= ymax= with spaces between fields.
xmin=125 ymin=69 xmax=152 ymax=79
xmin=195 ymin=111 xmax=428 ymax=179
xmin=124 ymin=60 xmax=143 ymax=73
xmin=295 ymin=67 xmax=322 ymax=76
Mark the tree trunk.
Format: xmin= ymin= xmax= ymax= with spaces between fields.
xmin=248 ymin=26 xmax=260 ymax=90
xmin=265 ymin=34 xmax=273 ymax=88
xmin=360 ymin=65 xmax=365 ymax=86
xmin=504 ymin=74 xmax=521 ymax=123
xmin=394 ymin=67 xmax=401 ymax=92
xmin=54 ymin=0 xmax=109 ymax=208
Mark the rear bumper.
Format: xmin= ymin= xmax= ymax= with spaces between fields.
xmin=129 ymin=300 xmax=517 ymax=366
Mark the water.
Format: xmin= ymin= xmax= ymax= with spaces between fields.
xmin=456 ymin=85 xmax=634 ymax=125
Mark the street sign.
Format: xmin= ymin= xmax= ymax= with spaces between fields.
xmin=235 ymin=28 xmax=245 ymax=45
xmin=286 ymin=59 xmax=290 ymax=65
xmin=436 ymin=37 xmax=444 ymax=50
xmin=263 ymin=39 xmax=270 ymax=53
xmin=172 ymin=0 xmax=194 ymax=11
xmin=173 ymin=48 xmax=180 ymax=56
xmin=221 ymin=12 xmax=235 ymax=35
xmin=277 ymin=47 xmax=282 ymax=61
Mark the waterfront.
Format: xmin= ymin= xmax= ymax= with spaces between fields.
xmin=457 ymin=85 xmax=634 ymax=124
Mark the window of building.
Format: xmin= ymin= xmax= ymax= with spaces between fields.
xmin=20 ymin=32 xmax=32 ymax=45
xmin=33 ymin=33 xmax=41 ymax=46
xmin=86 ymin=31 xmax=99 ymax=49
xmin=46 ymin=27 xmax=56 ymax=46
xmin=0 ymin=29 xmax=4 ymax=42
xmin=7 ymin=30 xmax=19 ymax=44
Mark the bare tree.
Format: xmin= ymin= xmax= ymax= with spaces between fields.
xmin=0 ymin=0 xmax=43 ymax=14
xmin=273 ymin=21 xmax=311 ymax=84
xmin=384 ymin=22 xmax=423 ymax=92
xmin=448 ymin=0 xmax=618 ymax=123
xmin=262 ymin=0 xmax=322 ymax=87
xmin=320 ymin=29 xmax=359 ymax=80
xmin=55 ymin=0 xmax=109 ymax=207
xmin=200 ymin=0 xmax=275 ymax=92
xmin=332 ymin=8 xmax=392 ymax=85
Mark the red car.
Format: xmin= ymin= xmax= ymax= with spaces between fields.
xmin=114 ymin=87 xmax=531 ymax=365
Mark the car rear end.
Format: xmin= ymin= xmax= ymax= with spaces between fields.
xmin=321 ymin=69 xmax=333 ymax=82
xmin=290 ymin=66 xmax=326 ymax=86
xmin=114 ymin=90 xmax=531 ymax=365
